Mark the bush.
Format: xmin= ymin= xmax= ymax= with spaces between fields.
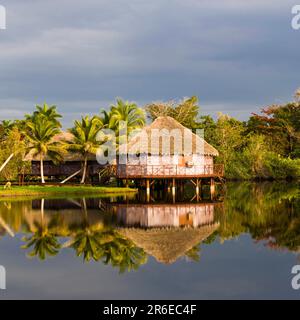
xmin=263 ymin=153 xmax=300 ymax=179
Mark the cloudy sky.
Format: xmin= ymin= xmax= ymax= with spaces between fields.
xmin=0 ymin=0 xmax=299 ymax=127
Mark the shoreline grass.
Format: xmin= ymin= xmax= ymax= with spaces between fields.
xmin=0 ymin=185 xmax=137 ymax=198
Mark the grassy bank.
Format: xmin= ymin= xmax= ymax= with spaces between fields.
xmin=0 ymin=185 xmax=137 ymax=198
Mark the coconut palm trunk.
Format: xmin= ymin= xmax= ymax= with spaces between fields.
xmin=40 ymin=156 xmax=45 ymax=184
xmin=81 ymin=156 xmax=88 ymax=184
xmin=0 ymin=153 xmax=14 ymax=173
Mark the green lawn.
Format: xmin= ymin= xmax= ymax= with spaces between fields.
xmin=0 ymin=185 xmax=137 ymax=198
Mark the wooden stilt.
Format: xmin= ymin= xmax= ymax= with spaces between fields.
xmin=167 ymin=179 xmax=171 ymax=193
xmin=210 ymin=178 xmax=215 ymax=200
xmin=180 ymin=180 xmax=184 ymax=194
xmin=146 ymin=179 xmax=150 ymax=202
xmin=196 ymin=178 xmax=200 ymax=202
xmin=172 ymin=178 xmax=176 ymax=203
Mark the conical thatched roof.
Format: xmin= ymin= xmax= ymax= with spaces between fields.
xmin=118 ymin=223 xmax=219 ymax=264
xmin=119 ymin=116 xmax=218 ymax=156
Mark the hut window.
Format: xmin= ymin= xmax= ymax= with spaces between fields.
xmin=185 ymin=161 xmax=194 ymax=168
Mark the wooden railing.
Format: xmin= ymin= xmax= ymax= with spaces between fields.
xmin=117 ymin=164 xmax=224 ymax=178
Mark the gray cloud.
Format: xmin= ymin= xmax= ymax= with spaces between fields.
xmin=0 ymin=0 xmax=299 ymax=126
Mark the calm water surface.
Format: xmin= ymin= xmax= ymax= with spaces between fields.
xmin=0 ymin=182 xmax=300 ymax=299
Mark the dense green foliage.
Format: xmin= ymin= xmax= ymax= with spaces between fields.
xmin=0 ymin=126 xmax=28 ymax=181
xmin=218 ymin=182 xmax=300 ymax=252
xmin=146 ymin=96 xmax=200 ymax=128
xmin=0 ymin=93 xmax=299 ymax=181
xmin=197 ymin=98 xmax=300 ymax=180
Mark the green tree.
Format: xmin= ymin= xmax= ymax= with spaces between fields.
xmin=68 ymin=116 xmax=104 ymax=184
xmin=248 ymin=93 xmax=300 ymax=158
xmin=197 ymin=115 xmax=217 ymax=144
xmin=146 ymin=96 xmax=200 ymax=128
xmin=24 ymin=116 xmax=65 ymax=183
xmin=212 ymin=113 xmax=248 ymax=178
xmin=0 ymin=128 xmax=28 ymax=180
xmin=26 ymin=103 xmax=62 ymax=127
xmin=107 ymin=99 xmax=145 ymax=136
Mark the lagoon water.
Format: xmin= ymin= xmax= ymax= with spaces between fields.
xmin=0 ymin=182 xmax=299 ymax=299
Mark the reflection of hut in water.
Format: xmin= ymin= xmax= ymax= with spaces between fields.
xmin=114 ymin=203 xmax=220 ymax=228
xmin=119 ymin=225 xmax=219 ymax=264
xmin=25 ymin=199 xmax=108 ymax=233
xmin=114 ymin=201 xmax=222 ymax=264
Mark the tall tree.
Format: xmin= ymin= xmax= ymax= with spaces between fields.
xmin=146 ymin=96 xmax=200 ymax=128
xmin=249 ymin=102 xmax=300 ymax=158
xmin=68 ymin=116 xmax=103 ymax=184
xmin=24 ymin=116 xmax=65 ymax=183
xmin=0 ymin=128 xmax=28 ymax=180
xmin=26 ymin=103 xmax=62 ymax=127
xmin=108 ymin=99 xmax=145 ymax=136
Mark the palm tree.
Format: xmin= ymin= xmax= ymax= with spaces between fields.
xmin=99 ymin=110 xmax=113 ymax=129
xmin=0 ymin=120 xmax=14 ymax=136
xmin=107 ymin=99 xmax=145 ymax=136
xmin=26 ymin=103 xmax=62 ymax=127
xmin=0 ymin=121 xmax=20 ymax=174
xmin=68 ymin=116 xmax=103 ymax=184
xmin=24 ymin=117 xmax=65 ymax=183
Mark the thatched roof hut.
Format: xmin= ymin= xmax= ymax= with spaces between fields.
xmin=118 ymin=223 xmax=219 ymax=264
xmin=117 ymin=116 xmax=222 ymax=179
xmin=24 ymin=132 xmax=104 ymax=179
xmin=119 ymin=116 xmax=218 ymax=156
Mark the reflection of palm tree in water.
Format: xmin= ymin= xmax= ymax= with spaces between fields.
xmin=64 ymin=198 xmax=147 ymax=273
xmin=98 ymin=230 xmax=147 ymax=273
xmin=21 ymin=199 xmax=61 ymax=260
xmin=63 ymin=198 xmax=104 ymax=261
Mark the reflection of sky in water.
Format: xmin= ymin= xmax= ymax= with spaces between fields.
xmin=0 ymin=235 xmax=298 ymax=299
xmin=0 ymin=182 xmax=300 ymax=299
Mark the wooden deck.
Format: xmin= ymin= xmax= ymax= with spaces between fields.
xmin=117 ymin=164 xmax=224 ymax=179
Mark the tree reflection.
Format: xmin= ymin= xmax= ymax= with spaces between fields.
xmin=64 ymin=198 xmax=147 ymax=272
xmin=97 ymin=229 xmax=147 ymax=273
xmin=0 ymin=182 xmax=299 ymax=267
xmin=219 ymin=182 xmax=300 ymax=251
xmin=21 ymin=199 xmax=61 ymax=260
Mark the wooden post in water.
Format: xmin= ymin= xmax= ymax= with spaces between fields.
xmin=146 ymin=179 xmax=150 ymax=202
xmin=210 ymin=178 xmax=215 ymax=200
xmin=167 ymin=179 xmax=171 ymax=193
xmin=196 ymin=178 xmax=200 ymax=202
xmin=179 ymin=180 xmax=184 ymax=196
xmin=172 ymin=178 xmax=176 ymax=203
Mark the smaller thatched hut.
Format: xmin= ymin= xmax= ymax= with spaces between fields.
xmin=24 ymin=132 xmax=104 ymax=182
